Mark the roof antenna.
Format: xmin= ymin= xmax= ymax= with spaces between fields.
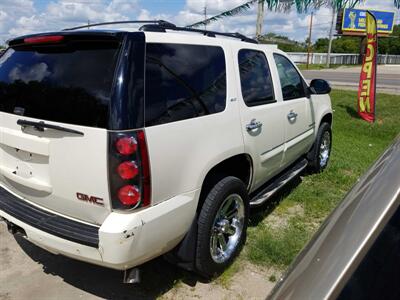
xmin=203 ymin=5 xmax=207 ymax=30
xmin=87 ymin=19 xmax=90 ymax=30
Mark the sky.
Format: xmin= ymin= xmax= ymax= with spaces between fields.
xmin=0 ymin=0 xmax=398 ymax=44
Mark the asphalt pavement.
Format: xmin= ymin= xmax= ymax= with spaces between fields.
xmin=302 ymin=65 xmax=400 ymax=95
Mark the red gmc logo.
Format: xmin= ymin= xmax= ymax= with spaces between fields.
xmin=76 ymin=193 xmax=104 ymax=206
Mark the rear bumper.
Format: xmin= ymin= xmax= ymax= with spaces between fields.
xmin=0 ymin=185 xmax=199 ymax=270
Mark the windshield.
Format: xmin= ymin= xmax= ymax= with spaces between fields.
xmin=0 ymin=40 xmax=121 ymax=128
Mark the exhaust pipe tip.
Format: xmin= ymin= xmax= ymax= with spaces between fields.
xmin=123 ymin=268 xmax=141 ymax=284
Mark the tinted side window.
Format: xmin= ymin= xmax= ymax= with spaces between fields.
xmin=145 ymin=43 xmax=226 ymax=126
xmin=273 ymin=54 xmax=306 ymax=100
xmin=238 ymin=49 xmax=274 ymax=106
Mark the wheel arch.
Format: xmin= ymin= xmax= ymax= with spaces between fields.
xmin=319 ymin=112 xmax=333 ymax=128
xmin=197 ymin=153 xmax=253 ymax=212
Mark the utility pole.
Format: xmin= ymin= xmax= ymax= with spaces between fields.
xmin=87 ymin=19 xmax=90 ymax=29
xmin=306 ymin=12 xmax=314 ymax=69
xmin=256 ymin=0 xmax=265 ymax=40
xmin=326 ymin=6 xmax=336 ymax=68
xmin=203 ymin=6 xmax=207 ymax=30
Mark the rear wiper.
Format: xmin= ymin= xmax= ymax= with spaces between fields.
xmin=17 ymin=119 xmax=84 ymax=136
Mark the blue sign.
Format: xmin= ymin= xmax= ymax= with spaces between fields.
xmin=342 ymin=8 xmax=396 ymax=34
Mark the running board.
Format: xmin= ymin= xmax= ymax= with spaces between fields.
xmin=250 ymin=159 xmax=308 ymax=208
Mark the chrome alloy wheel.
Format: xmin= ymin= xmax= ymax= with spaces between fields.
xmin=210 ymin=194 xmax=245 ymax=264
xmin=319 ymin=131 xmax=331 ymax=168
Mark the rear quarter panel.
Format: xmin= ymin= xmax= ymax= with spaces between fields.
xmin=143 ymin=34 xmax=244 ymax=206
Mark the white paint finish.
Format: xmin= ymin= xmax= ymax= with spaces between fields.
xmin=0 ymin=189 xmax=199 ymax=270
xmin=232 ymin=46 xmax=286 ymax=191
xmin=0 ymin=112 xmax=111 ymax=225
xmin=1 ymin=127 xmax=50 ymax=156
xmin=310 ymin=94 xmax=333 ymax=133
xmin=0 ymin=30 xmax=333 ymax=270
xmin=145 ymin=40 xmax=244 ymax=204
xmin=281 ymin=97 xmax=313 ymax=164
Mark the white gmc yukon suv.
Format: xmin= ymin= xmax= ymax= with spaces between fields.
xmin=0 ymin=21 xmax=332 ymax=279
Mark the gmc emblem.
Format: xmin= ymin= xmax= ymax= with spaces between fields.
xmin=76 ymin=193 xmax=104 ymax=206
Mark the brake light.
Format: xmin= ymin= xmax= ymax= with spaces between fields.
xmin=108 ymin=130 xmax=151 ymax=210
xmin=118 ymin=185 xmax=140 ymax=206
xmin=137 ymin=130 xmax=151 ymax=207
xmin=117 ymin=161 xmax=138 ymax=180
xmin=24 ymin=35 xmax=64 ymax=44
xmin=116 ymin=136 xmax=137 ymax=155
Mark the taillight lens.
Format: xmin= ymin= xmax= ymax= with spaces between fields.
xmin=108 ymin=130 xmax=151 ymax=210
xmin=116 ymin=136 xmax=137 ymax=155
xmin=118 ymin=185 xmax=140 ymax=206
xmin=117 ymin=161 xmax=138 ymax=180
xmin=24 ymin=35 xmax=64 ymax=44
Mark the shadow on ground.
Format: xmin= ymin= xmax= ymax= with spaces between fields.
xmin=249 ymin=176 xmax=302 ymax=227
xmin=14 ymin=174 xmax=305 ymax=299
xmin=15 ymin=236 xmax=203 ymax=300
xmin=337 ymin=104 xmax=359 ymax=119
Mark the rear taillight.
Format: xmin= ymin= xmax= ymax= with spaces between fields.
xmin=116 ymin=136 xmax=137 ymax=155
xmin=108 ymin=130 xmax=151 ymax=210
xmin=118 ymin=185 xmax=140 ymax=206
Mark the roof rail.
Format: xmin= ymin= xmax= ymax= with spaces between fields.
xmin=140 ymin=24 xmax=258 ymax=44
xmin=62 ymin=19 xmax=257 ymax=44
xmin=62 ymin=20 xmax=175 ymax=31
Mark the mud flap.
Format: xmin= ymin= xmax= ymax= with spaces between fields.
xmin=164 ymin=213 xmax=198 ymax=271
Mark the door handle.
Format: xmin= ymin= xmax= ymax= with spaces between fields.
xmin=287 ymin=111 xmax=298 ymax=122
xmin=246 ymin=119 xmax=263 ymax=131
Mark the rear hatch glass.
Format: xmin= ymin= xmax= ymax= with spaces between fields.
xmin=0 ymin=34 xmax=122 ymax=225
xmin=0 ymin=36 xmax=122 ymax=128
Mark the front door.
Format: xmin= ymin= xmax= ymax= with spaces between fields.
xmin=273 ymin=53 xmax=314 ymax=167
xmin=235 ymin=48 xmax=286 ymax=191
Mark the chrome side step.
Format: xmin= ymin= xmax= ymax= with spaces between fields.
xmin=250 ymin=159 xmax=308 ymax=208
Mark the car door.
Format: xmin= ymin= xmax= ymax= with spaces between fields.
xmin=273 ymin=53 xmax=314 ymax=167
xmin=235 ymin=48 xmax=286 ymax=191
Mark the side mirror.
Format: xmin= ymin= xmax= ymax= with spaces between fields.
xmin=309 ymin=79 xmax=331 ymax=95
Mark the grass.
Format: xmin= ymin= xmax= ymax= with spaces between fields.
xmin=214 ymin=258 xmax=242 ymax=288
xmin=245 ymin=90 xmax=400 ymax=269
xmin=296 ymin=64 xmax=361 ymax=70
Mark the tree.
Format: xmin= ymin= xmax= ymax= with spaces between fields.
xmin=378 ymin=25 xmax=400 ymax=55
xmin=259 ymin=32 xmax=307 ymax=51
xmin=312 ymin=25 xmax=400 ymax=55
xmin=187 ymin=0 xmax=364 ymax=29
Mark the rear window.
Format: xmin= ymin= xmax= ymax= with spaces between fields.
xmin=0 ymin=39 xmax=121 ymax=128
xmin=145 ymin=43 xmax=226 ymax=126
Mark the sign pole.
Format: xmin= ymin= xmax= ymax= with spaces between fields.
xmin=326 ymin=7 xmax=336 ymax=68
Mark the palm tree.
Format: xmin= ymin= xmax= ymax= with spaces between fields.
xmin=187 ymin=0 xmax=399 ymax=31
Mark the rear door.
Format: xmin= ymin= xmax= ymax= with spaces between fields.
xmin=235 ymin=48 xmax=286 ymax=191
xmin=0 ymin=35 xmax=122 ymax=225
xmin=272 ymin=53 xmax=314 ymax=167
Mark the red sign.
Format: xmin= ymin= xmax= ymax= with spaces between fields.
xmin=357 ymin=11 xmax=378 ymax=123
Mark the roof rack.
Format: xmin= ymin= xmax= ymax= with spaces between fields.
xmin=62 ymin=20 xmax=175 ymax=31
xmin=62 ymin=20 xmax=258 ymax=44
xmin=140 ymin=24 xmax=258 ymax=44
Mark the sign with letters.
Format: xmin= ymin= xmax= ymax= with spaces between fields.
xmin=357 ymin=11 xmax=377 ymax=123
xmin=342 ymin=8 xmax=395 ymax=35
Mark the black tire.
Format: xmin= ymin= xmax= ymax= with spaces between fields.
xmin=196 ymin=176 xmax=249 ymax=278
xmin=307 ymin=122 xmax=332 ymax=173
